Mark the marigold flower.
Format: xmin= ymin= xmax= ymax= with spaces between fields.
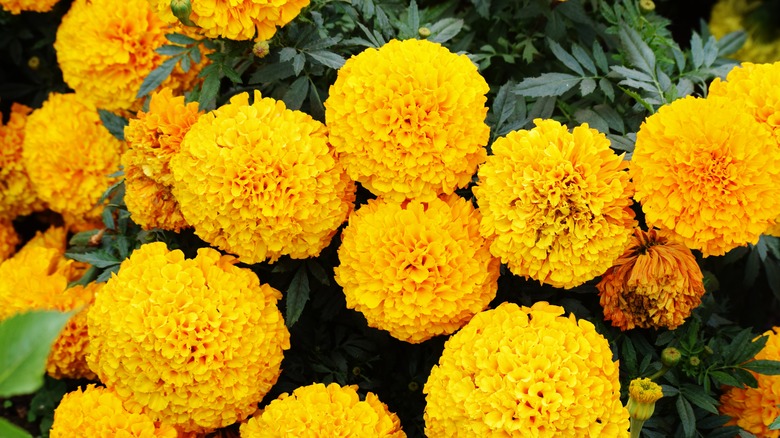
xmin=0 ymin=103 xmax=43 ymax=219
xmin=597 ymin=228 xmax=705 ymax=330
xmin=50 ymin=384 xmax=178 ymax=438
xmin=631 ymin=95 xmax=780 ymax=256
xmin=148 ymin=0 xmax=309 ymax=41
xmin=334 ymin=195 xmax=500 ymax=343
xmin=171 ymin=90 xmax=355 ymax=264
xmin=627 ymin=378 xmax=663 ymax=421
xmin=87 ymin=242 xmax=291 ymax=433
xmin=47 ymin=282 xmax=101 ymax=380
xmin=22 ymin=93 xmax=124 ymax=229
xmin=423 ymin=301 xmax=630 ymax=437
xmin=0 ymin=219 xmax=19 ymax=261
xmin=240 ymin=383 xmax=406 ymax=437
xmin=325 ymin=38 xmax=490 ymax=202
xmin=709 ymin=0 xmax=780 ymax=63
xmin=0 ymin=0 xmax=59 ymax=14
xmin=474 ymin=118 xmax=636 ymax=289
xmin=720 ymin=327 xmax=780 ymax=437
xmin=54 ymin=0 xmax=209 ymax=111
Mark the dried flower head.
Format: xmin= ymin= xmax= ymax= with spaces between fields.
xmin=325 ymin=38 xmax=490 ymax=202
xmin=473 ymin=118 xmax=636 ymax=289
xmin=424 ymin=301 xmax=629 ymax=436
xmin=171 ymin=90 xmax=355 ymax=264
xmin=87 ymin=242 xmax=291 ymax=433
xmin=0 ymin=103 xmax=43 ymax=219
xmin=631 ymin=95 xmax=780 ymax=256
xmin=335 ymin=195 xmax=500 ymax=343
xmin=240 ymin=383 xmax=406 ymax=437
xmin=597 ymin=228 xmax=705 ymax=330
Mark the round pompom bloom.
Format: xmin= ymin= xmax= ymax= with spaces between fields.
xmin=87 ymin=242 xmax=291 ymax=433
xmin=597 ymin=228 xmax=705 ymax=330
xmin=240 ymin=383 xmax=406 ymax=437
xmin=171 ymin=90 xmax=355 ymax=264
xmin=720 ymin=327 xmax=780 ymax=437
xmin=51 ymin=384 xmax=177 ymax=438
xmin=54 ymin=0 xmax=208 ymax=111
xmin=473 ymin=118 xmax=636 ymax=289
xmin=149 ymin=0 xmax=309 ymax=41
xmin=631 ymin=95 xmax=780 ymax=256
xmin=22 ymin=93 xmax=124 ymax=229
xmin=0 ymin=103 xmax=43 ymax=220
xmin=0 ymin=219 xmax=19 ymax=261
xmin=46 ymin=282 xmax=101 ymax=380
xmin=423 ymin=301 xmax=630 ymax=437
xmin=123 ymin=87 xmax=202 ymax=231
xmin=709 ymin=0 xmax=780 ymax=63
xmin=0 ymin=0 xmax=59 ymax=14
xmin=334 ymin=195 xmax=500 ymax=343
xmin=325 ymin=38 xmax=490 ymax=202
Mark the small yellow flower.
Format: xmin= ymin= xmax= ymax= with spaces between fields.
xmin=627 ymin=378 xmax=663 ymax=421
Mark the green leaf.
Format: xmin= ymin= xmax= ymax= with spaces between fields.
xmin=515 ymin=73 xmax=580 ymax=97
xmin=165 ymin=32 xmax=197 ymax=45
xmin=676 ymin=395 xmax=696 ymax=438
xmin=571 ymin=43 xmax=597 ymax=75
xmin=283 ymin=76 xmax=309 ymax=110
xmin=65 ymin=249 xmax=121 ymax=269
xmin=592 ymin=40 xmax=608 ymax=73
xmin=428 ymin=18 xmax=463 ymax=44
xmin=690 ymin=32 xmax=704 ymax=69
xmin=285 ymin=266 xmax=310 ymax=328
xmin=0 ymin=311 xmax=74 ymax=398
xmin=681 ymin=384 xmax=719 ymax=414
xmin=198 ymin=72 xmax=221 ymax=111
xmin=618 ymin=25 xmax=656 ymax=75
xmin=97 ymin=110 xmax=128 ymax=141
xmin=306 ymin=50 xmax=346 ymax=69
xmin=0 ymin=419 xmax=31 ymax=438
xmin=716 ymin=30 xmax=747 ymax=55
xmin=770 ymin=411 xmax=780 ymax=430
xmin=742 ymin=360 xmax=780 ymax=375
xmin=156 ymin=44 xmax=188 ymax=56
xmin=548 ymin=39 xmax=584 ymax=76
xmin=306 ymin=259 xmax=330 ymax=286
xmin=249 ymin=61 xmax=295 ymax=83
xmin=136 ymin=57 xmax=178 ymax=99
xmin=407 ymin=0 xmax=420 ymax=34
xmin=292 ymin=53 xmax=306 ymax=76
xmin=711 ymin=370 xmax=743 ymax=388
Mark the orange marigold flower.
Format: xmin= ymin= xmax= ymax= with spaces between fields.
xmin=0 ymin=0 xmax=59 ymax=14
xmin=423 ymin=301 xmax=630 ymax=437
xmin=22 ymin=93 xmax=124 ymax=229
xmin=170 ymin=90 xmax=355 ymax=264
xmin=325 ymin=39 xmax=490 ymax=202
xmin=240 ymin=383 xmax=406 ymax=437
xmin=0 ymin=103 xmax=43 ymax=219
xmin=720 ymin=327 xmax=780 ymax=437
xmin=50 ymin=384 xmax=178 ymax=438
xmin=54 ymin=0 xmax=209 ymax=111
xmin=149 ymin=0 xmax=309 ymax=41
xmin=334 ymin=195 xmax=500 ymax=343
xmin=47 ymin=282 xmax=100 ymax=380
xmin=123 ymin=156 xmax=189 ymax=232
xmin=87 ymin=242 xmax=291 ymax=433
xmin=473 ymin=118 xmax=636 ymax=289
xmin=631 ymin=95 xmax=780 ymax=256
xmin=0 ymin=219 xmax=19 ymax=261
xmin=709 ymin=0 xmax=780 ymax=63
xmin=597 ymin=228 xmax=705 ymax=331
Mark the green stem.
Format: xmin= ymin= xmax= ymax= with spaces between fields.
xmin=630 ymin=417 xmax=645 ymax=438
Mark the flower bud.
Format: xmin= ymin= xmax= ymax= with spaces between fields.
xmin=640 ymin=0 xmax=655 ymax=12
xmin=418 ymin=27 xmax=431 ymax=38
xmin=689 ymin=356 xmax=701 ymax=367
xmin=661 ymin=347 xmax=681 ymax=367
xmin=28 ymin=56 xmax=40 ymax=70
xmin=627 ymin=378 xmax=664 ymax=421
xmin=170 ymin=0 xmax=196 ymax=26
xmin=253 ymin=40 xmax=270 ymax=58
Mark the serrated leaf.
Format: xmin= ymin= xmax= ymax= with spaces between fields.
xmin=306 ymin=260 xmax=330 ymax=286
xmin=607 ymin=133 xmax=635 ymax=152
xmin=515 ymin=73 xmax=580 ymax=97
xmin=286 ymin=266 xmax=310 ymax=327
xmin=711 ymin=370 xmax=743 ymax=388
xmin=428 ymin=18 xmax=463 ymax=43
xmin=592 ymin=40 xmax=608 ymax=73
xmin=306 ymin=50 xmax=346 ymax=69
xmin=690 ymin=32 xmax=704 ymax=69
xmin=292 ymin=53 xmax=306 ymax=75
xmin=301 ymin=36 xmax=341 ymax=51
xmin=574 ymin=108 xmax=608 ymax=133
xmin=717 ymin=30 xmax=747 ymax=55
xmin=770 ymin=412 xmax=780 ymax=430
xmin=249 ymin=61 xmax=295 ymax=83
xmin=676 ymin=395 xmax=696 ymax=438
xmin=681 ymin=384 xmax=719 ymax=414
xmin=283 ymin=76 xmax=309 ymax=110
xmin=198 ymin=72 xmax=220 ymax=111
xmin=407 ymin=0 xmax=419 ymax=34
xmin=65 ymin=250 xmax=120 ymax=269
xmin=279 ymin=47 xmax=297 ymax=62
xmin=703 ymin=35 xmax=719 ymax=67
xmin=621 ymin=338 xmax=637 ymax=374
xmin=221 ymin=64 xmax=243 ymax=84
xmin=0 ymin=419 xmax=31 ymax=438
xmin=96 ymin=264 xmax=121 ymax=283
xmin=136 ymin=58 xmax=178 ymax=99
xmin=743 ymin=359 xmax=780 ymax=375
xmin=97 ymin=110 xmax=128 ymax=141
xmin=599 ymin=77 xmax=615 ymax=101
xmin=548 ymin=39 xmax=584 ymax=75
xmin=165 ymin=32 xmax=197 ymax=45
xmin=0 ymin=310 xmax=74 ymax=397
xmin=579 ymin=77 xmax=596 ymax=96
xmin=619 ymin=25 xmax=656 ymax=75
xmin=527 ymin=96 xmax=556 ymax=120
xmin=571 ymin=43 xmax=597 ymax=75
xmin=156 ymin=44 xmax=188 ymax=56
xmin=593 ymin=104 xmax=624 ymax=132
xmin=308 ymin=82 xmax=325 ymax=122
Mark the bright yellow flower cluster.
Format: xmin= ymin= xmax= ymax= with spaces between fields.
xmin=0 ymin=103 xmax=42 ymax=219
xmin=149 ymin=0 xmax=309 ymax=41
xmin=334 ymin=195 xmax=500 ymax=343
xmin=46 ymin=282 xmax=100 ymax=380
xmin=423 ymin=301 xmax=629 ymax=437
xmin=709 ymin=61 xmax=780 ymax=236
xmin=22 ymin=93 xmax=124 ymax=229
xmin=474 ymin=118 xmax=636 ymax=289
xmin=87 ymin=242 xmax=291 ymax=433
xmin=709 ymin=0 xmax=780 ymax=63
xmin=171 ymin=90 xmax=355 ymax=264
xmin=123 ymin=87 xmax=202 ymax=231
xmin=0 ymin=0 xmax=59 ymax=14
xmin=51 ymin=384 xmax=178 ymax=438
xmin=54 ymin=0 xmax=207 ymax=111
xmin=597 ymin=228 xmax=705 ymax=330
xmin=325 ymin=39 xmax=490 ymax=202
xmin=720 ymin=327 xmax=780 ymax=438
xmin=631 ymin=95 xmax=780 ymax=256
xmin=240 ymin=383 xmax=406 ymax=437
xmin=0 ymin=219 xmax=18 ymax=261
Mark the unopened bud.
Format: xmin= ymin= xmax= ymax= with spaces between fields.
xmin=170 ymin=0 xmax=196 ymax=26
xmin=639 ymin=0 xmax=655 ymax=12
xmin=408 ymin=381 xmax=419 ymax=391
xmin=27 ymin=56 xmax=40 ymax=70
xmin=661 ymin=347 xmax=681 ymax=367
xmin=689 ymin=356 xmax=701 ymax=367
xmin=253 ymin=40 xmax=270 ymax=58
xmin=418 ymin=27 xmax=431 ymax=39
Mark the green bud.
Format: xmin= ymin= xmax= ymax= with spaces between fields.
xmin=689 ymin=356 xmax=701 ymax=367
xmin=170 ymin=0 xmax=196 ymax=27
xmin=418 ymin=27 xmax=431 ymax=39
xmin=661 ymin=347 xmax=681 ymax=367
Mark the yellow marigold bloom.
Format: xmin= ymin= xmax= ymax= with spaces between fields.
xmin=47 ymin=282 xmax=101 ymax=380
xmin=123 ymin=87 xmax=201 ymax=231
xmin=148 ymin=0 xmax=309 ymax=41
xmin=240 ymin=383 xmax=406 ymax=437
xmin=710 ymin=0 xmax=780 ymax=63
xmin=631 ymin=95 xmax=780 ymax=256
xmin=597 ymin=228 xmax=705 ymax=331
xmin=22 ymin=93 xmax=124 ymax=229
xmin=627 ymin=378 xmax=663 ymax=421
xmin=87 ymin=242 xmax=291 ymax=433
xmin=424 ymin=301 xmax=630 ymax=437
xmin=720 ymin=327 xmax=780 ymax=437
xmin=0 ymin=219 xmax=19 ymax=261
xmin=171 ymin=90 xmax=355 ymax=264
xmin=55 ymin=0 xmax=208 ymax=111
xmin=334 ymin=195 xmax=500 ymax=343
xmin=0 ymin=102 xmax=43 ymax=219
xmin=51 ymin=384 xmax=178 ymax=438
xmin=473 ymin=118 xmax=636 ymax=289
xmin=0 ymin=0 xmax=59 ymax=14
xmin=325 ymin=39 xmax=490 ymax=202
